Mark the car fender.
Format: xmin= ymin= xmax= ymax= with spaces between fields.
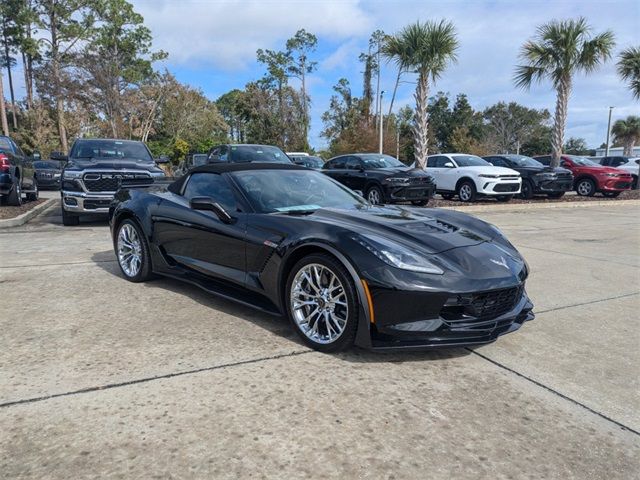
xmin=455 ymin=176 xmax=476 ymax=190
xmin=280 ymin=241 xmax=374 ymax=349
xmin=573 ymin=174 xmax=597 ymax=188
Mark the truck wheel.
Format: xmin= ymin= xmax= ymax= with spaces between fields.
xmin=62 ymin=207 xmax=80 ymax=226
xmin=7 ymin=179 xmax=22 ymax=206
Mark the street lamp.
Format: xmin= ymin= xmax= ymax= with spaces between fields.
xmin=605 ymin=106 xmax=614 ymax=156
xmin=379 ymin=90 xmax=385 ymax=154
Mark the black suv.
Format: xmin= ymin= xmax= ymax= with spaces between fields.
xmin=208 ymin=144 xmax=293 ymax=164
xmin=56 ymin=138 xmax=167 ymax=226
xmin=322 ymin=153 xmax=436 ymax=205
xmin=0 ymin=135 xmax=38 ymax=205
xmin=483 ymin=154 xmax=573 ymax=199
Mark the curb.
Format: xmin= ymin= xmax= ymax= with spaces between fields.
xmin=0 ymin=198 xmax=57 ymax=229
xmin=438 ymin=198 xmax=640 ymax=213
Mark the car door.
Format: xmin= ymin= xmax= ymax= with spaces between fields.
xmin=10 ymin=140 xmax=35 ymax=189
xmin=343 ymin=156 xmax=366 ymax=190
xmin=428 ymin=156 xmax=457 ymax=191
xmin=323 ymin=157 xmax=348 ymax=184
xmin=154 ymin=172 xmax=247 ymax=286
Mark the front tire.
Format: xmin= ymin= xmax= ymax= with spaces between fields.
xmin=366 ymin=185 xmax=384 ymax=205
xmin=26 ymin=179 xmax=39 ymax=201
xmin=457 ymin=181 xmax=477 ymax=202
xmin=520 ymin=179 xmax=534 ymax=199
xmin=61 ymin=207 xmax=80 ymax=226
xmin=286 ymin=254 xmax=358 ymax=352
xmin=115 ymin=219 xmax=154 ymax=282
xmin=576 ymin=178 xmax=596 ymax=197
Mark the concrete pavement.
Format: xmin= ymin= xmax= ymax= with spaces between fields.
xmin=1 ymin=201 xmax=638 ymax=479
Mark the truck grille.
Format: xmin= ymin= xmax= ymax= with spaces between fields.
xmin=440 ymin=285 xmax=524 ymax=323
xmin=82 ymin=173 xmax=149 ymax=192
xmin=494 ymin=183 xmax=519 ymax=192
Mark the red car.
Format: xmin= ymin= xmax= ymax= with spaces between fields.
xmin=534 ymin=155 xmax=632 ymax=197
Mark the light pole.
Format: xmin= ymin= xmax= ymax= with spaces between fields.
xmin=379 ymin=90 xmax=385 ymax=154
xmin=605 ymin=106 xmax=614 ymax=156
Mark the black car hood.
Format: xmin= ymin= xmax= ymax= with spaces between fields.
xmin=516 ymin=165 xmax=569 ymax=174
xmin=370 ymin=167 xmax=430 ymax=177
xmin=66 ymin=157 xmax=161 ymax=172
xmin=308 ymin=205 xmax=495 ymax=254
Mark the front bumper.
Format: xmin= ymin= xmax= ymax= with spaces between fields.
xmin=363 ymin=284 xmax=534 ymax=350
xmin=385 ymin=184 xmax=436 ymax=202
xmin=534 ymin=178 xmax=573 ymax=193
xmin=61 ymin=190 xmax=114 ymax=214
xmin=598 ymin=177 xmax=632 ymax=191
xmin=477 ymin=180 xmax=521 ymax=195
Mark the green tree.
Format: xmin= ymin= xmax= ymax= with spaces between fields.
xmin=79 ymin=0 xmax=166 ymax=138
xmin=382 ymin=32 xmax=411 ymax=119
xmin=611 ymin=115 xmax=640 ymax=156
xmin=617 ymin=46 xmax=640 ymax=100
xmin=385 ymin=21 xmax=458 ymax=167
xmin=286 ymin=29 xmax=317 ymax=149
xmin=563 ymin=137 xmax=589 ymax=155
xmin=483 ymin=101 xmax=550 ymax=153
xmin=256 ymin=47 xmax=291 ymax=144
xmin=515 ymin=17 xmax=615 ymax=167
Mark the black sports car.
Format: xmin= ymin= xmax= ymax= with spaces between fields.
xmin=323 ymin=154 xmax=436 ymax=206
xmin=109 ymin=163 xmax=534 ymax=352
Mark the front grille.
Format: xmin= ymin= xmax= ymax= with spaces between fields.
xmin=83 ymin=173 xmax=149 ymax=192
xmin=38 ymin=172 xmax=53 ymax=179
xmin=494 ymin=183 xmax=519 ymax=192
xmin=408 ymin=176 xmax=434 ymax=185
xmin=441 ymin=285 xmax=524 ymax=323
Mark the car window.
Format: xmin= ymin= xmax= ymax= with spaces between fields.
xmin=228 ymin=145 xmax=290 ymax=163
xmin=10 ymin=139 xmax=25 ymax=157
xmin=534 ymin=156 xmax=551 ymax=166
xmin=489 ymin=157 xmax=508 ymax=167
xmin=183 ymin=173 xmax=238 ymax=212
xmin=0 ymin=137 xmax=12 ymax=151
xmin=192 ymin=154 xmax=208 ymax=167
xmin=345 ymin=157 xmax=362 ymax=170
xmin=218 ymin=146 xmax=228 ymax=162
xmin=451 ymin=155 xmax=490 ymax=167
xmin=359 ymin=154 xmax=404 ymax=168
xmin=427 ymin=156 xmax=449 ymax=168
xmin=611 ymin=157 xmax=625 ymax=167
xmin=327 ymin=157 xmax=346 ymax=169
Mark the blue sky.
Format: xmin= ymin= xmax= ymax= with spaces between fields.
xmin=5 ymin=0 xmax=639 ymax=149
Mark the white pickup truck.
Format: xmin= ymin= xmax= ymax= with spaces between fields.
xmin=424 ymin=153 xmax=522 ymax=202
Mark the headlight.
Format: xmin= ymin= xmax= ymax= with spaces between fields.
xmin=604 ymin=173 xmax=619 ymax=177
xmin=353 ymin=233 xmax=444 ymax=274
xmin=62 ymin=170 xmax=82 ymax=179
xmin=385 ymin=177 xmax=410 ymax=185
xmin=150 ymin=171 xmax=166 ymax=178
xmin=536 ymin=172 xmax=557 ymax=179
xmin=54 ymin=173 xmax=61 ymax=178
xmin=478 ymin=174 xmax=499 ymax=178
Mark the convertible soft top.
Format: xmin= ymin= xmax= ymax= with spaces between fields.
xmin=168 ymin=162 xmax=308 ymax=194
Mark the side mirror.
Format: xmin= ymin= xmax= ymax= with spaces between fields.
xmin=155 ymin=155 xmax=170 ymax=164
xmin=189 ymin=196 xmax=234 ymax=224
xmin=444 ymin=162 xmax=454 ymax=168
xmin=50 ymin=151 xmax=68 ymax=161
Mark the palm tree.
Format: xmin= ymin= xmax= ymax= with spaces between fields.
xmin=386 ymin=21 xmax=458 ymax=167
xmin=382 ymin=34 xmax=410 ymax=120
xmin=515 ymin=18 xmax=615 ymax=167
xmin=611 ymin=115 xmax=640 ymax=156
xmin=617 ymin=46 xmax=640 ymax=100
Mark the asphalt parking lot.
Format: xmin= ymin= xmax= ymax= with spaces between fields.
xmin=1 ymin=200 xmax=639 ymax=479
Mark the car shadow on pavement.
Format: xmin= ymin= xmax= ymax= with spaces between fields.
xmin=92 ymin=250 xmax=471 ymax=363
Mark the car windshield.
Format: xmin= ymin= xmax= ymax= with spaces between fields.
xmin=504 ymin=155 xmax=543 ymax=167
xmin=453 ymin=155 xmax=491 ymax=167
xmin=567 ymin=155 xmax=601 ymax=167
xmin=232 ymin=170 xmax=367 ymax=213
xmin=34 ymin=161 xmax=60 ymax=169
xmin=71 ymin=140 xmax=153 ymax=162
xmin=360 ymin=154 xmax=405 ymax=169
xmin=230 ymin=145 xmax=291 ymax=163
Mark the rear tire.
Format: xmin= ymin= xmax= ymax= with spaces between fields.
xmin=7 ymin=179 xmax=22 ymax=206
xmin=576 ymin=178 xmax=596 ymax=197
xmin=286 ymin=253 xmax=358 ymax=352
xmin=61 ymin=207 xmax=80 ymax=226
xmin=457 ymin=181 xmax=477 ymax=202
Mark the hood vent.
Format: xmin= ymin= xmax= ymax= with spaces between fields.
xmin=400 ymin=219 xmax=459 ymax=234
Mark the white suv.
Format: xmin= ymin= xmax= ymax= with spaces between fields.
xmin=425 ymin=153 xmax=522 ymax=202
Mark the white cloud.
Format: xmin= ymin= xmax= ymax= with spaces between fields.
xmin=133 ymin=0 xmax=372 ymax=70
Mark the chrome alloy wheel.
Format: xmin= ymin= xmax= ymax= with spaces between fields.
xmin=459 ymin=184 xmax=472 ymax=201
xmin=290 ymin=263 xmax=349 ymax=344
xmin=367 ymin=188 xmax=381 ymax=204
xmin=577 ymin=180 xmax=593 ymax=196
xmin=117 ymin=223 xmax=143 ymax=277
